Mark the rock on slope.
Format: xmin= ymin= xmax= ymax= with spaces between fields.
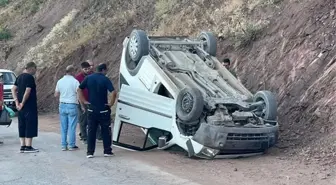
xmin=1 ymin=0 xmax=336 ymax=164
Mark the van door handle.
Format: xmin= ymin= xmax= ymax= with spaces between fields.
xmin=119 ymin=114 xmax=130 ymax=120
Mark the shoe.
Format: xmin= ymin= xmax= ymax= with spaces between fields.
xmin=104 ymin=152 xmax=114 ymax=157
xmin=61 ymin=147 xmax=67 ymax=151
xmin=69 ymin=146 xmax=79 ymax=151
xmin=24 ymin=146 xmax=39 ymax=153
xmin=0 ymin=141 xmax=3 ymax=145
xmin=87 ymin=154 xmax=94 ymax=158
xmin=20 ymin=146 xmax=26 ymax=153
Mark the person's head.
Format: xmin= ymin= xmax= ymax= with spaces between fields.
xmin=87 ymin=60 xmax=94 ymax=72
xmin=80 ymin=61 xmax=91 ymax=74
xmin=25 ymin=62 xmax=37 ymax=75
xmin=96 ymin=63 xmax=108 ymax=75
xmin=65 ymin=65 xmax=75 ymax=76
xmin=222 ymin=58 xmax=231 ymax=69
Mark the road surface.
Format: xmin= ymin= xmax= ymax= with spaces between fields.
xmin=0 ymin=114 xmax=335 ymax=185
xmin=0 ymin=118 xmax=201 ymax=185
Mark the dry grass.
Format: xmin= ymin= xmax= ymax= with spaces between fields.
xmin=154 ymin=0 xmax=177 ymax=19
xmin=19 ymin=0 xmax=136 ymax=69
xmin=20 ymin=9 xmax=80 ymax=69
xmin=0 ymin=0 xmax=47 ymax=42
xmin=19 ymin=0 xmax=46 ymax=15
xmin=152 ymin=0 xmax=276 ymax=48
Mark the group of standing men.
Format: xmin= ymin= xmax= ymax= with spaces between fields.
xmin=9 ymin=60 xmax=117 ymax=158
xmin=55 ymin=60 xmax=117 ymax=158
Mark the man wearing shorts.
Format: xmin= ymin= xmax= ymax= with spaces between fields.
xmin=11 ymin=62 xmax=39 ymax=153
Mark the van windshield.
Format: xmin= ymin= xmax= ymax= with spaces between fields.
xmin=1 ymin=72 xmax=16 ymax=85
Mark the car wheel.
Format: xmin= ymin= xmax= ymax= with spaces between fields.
xmin=176 ymin=87 xmax=204 ymax=123
xmin=199 ymin=31 xmax=217 ymax=56
xmin=127 ymin=29 xmax=149 ymax=63
xmin=253 ymin=90 xmax=277 ymax=121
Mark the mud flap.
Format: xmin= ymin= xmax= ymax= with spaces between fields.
xmin=186 ymin=139 xmax=195 ymax=157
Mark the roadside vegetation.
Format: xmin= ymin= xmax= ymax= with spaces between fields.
xmin=0 ymin=0 xmax=9 ymax=7
xmin=0 ymin=27 xmax=11 ymax=40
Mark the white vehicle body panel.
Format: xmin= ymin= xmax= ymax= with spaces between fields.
xmin=113 ymin=84 xmax=204 ymax=155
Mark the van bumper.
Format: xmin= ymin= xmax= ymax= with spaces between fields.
xmin=187 ymin=122 xmax=279 ymax=159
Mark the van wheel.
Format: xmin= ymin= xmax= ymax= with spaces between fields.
xmin=176 ymin=87 xmax=204 ymax=123
xmin=253 ymin=90 xmax=277 ymax=121
xmin=127 ymin=29 xmax=149 ymax=63
xmin=199 ymin=31 xmax=217 ymax=56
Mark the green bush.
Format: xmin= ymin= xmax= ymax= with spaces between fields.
xmin=0 ymin=0 xmax=9 ymax=7
xmin=29 ymin=0 xmax=44 ymax=14
xmin=0 ymin=28 xmax=12 ymax=40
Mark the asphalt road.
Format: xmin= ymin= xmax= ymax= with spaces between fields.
xmin=0 ymin=118 xmax=200 ymax=185
xmin=1 ymin=115 xmax=336 ymax=185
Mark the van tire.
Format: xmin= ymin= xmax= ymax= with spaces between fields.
xmin=253 ymin=90 xmax=277 ymax=121
xmin=199 ymin=31 xmax=217 ymax=56
xmin=176 ymin=87 xmax=204 ymax=123
xmin=127 ymin=29 xmax=149 ymax=63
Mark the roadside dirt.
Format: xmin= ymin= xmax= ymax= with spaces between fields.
xmin=37 ymin=113 xmax=335 ymax=185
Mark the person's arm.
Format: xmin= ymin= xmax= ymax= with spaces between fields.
xmin=54 ymin=81 xmax=60 ymax=98
xmin=11 ymin=79 xmax=19 ymax=107
xmin=77 ymin=76 xmax=89 ymax=104
xmin=106 ymin=78 xmax=117 ymax=107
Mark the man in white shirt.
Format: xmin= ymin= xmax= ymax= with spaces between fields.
xmin=54 ymin=65 xmax=80 ymax=151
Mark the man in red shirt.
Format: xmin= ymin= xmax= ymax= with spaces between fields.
xmin=75 ymin=62 xmax=91 ymax=143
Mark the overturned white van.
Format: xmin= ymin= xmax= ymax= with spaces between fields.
xmin=112 ymin=29 xmax=279 ymax=159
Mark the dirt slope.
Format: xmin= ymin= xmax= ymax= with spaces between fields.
xmin=1 ymin=0 xmax=336 ymax=165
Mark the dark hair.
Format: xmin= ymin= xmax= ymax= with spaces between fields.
xmin=97 ymin=63 xmax=107 ymax=72
xmin=80 ymin=61 xmax=90 ymax=68
xmin=222 ymin=58 xmax=230 ymax=64
xmin=25 ymin=62 xmax=37 ymax=69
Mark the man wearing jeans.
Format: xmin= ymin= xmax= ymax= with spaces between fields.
xmin=78 ymin=63 xmax=117 ymax=158
xmin=55 ymin=65 xmax=80 ymax=151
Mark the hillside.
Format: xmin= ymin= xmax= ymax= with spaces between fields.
xmin=1 ymin=0 xmax=336 ymax=165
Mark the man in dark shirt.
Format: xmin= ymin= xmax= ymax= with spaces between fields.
xmin=87 ymin=60 xmax=103 ymax=142
xmin=78 ymin=63 xmax=117 ymax=158
xmin=76 ymin=61 xmax=103 ymax=143
xmin=11 ymin=62 xmax=39 ymax=153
